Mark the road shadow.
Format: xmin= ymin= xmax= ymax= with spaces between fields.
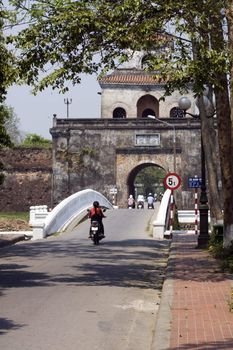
xmin=0 ymin=237 xmax=170 ymax=290
xmin=0 ymin=318 xmax=25 ymax=335
xmin=0 ymin=268 xmax=51 ymax=289
xmin=60 ymin=238 xmax=170 ymax=289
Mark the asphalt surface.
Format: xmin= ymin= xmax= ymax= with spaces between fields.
xmin=0 ymin=207 xmax=170 ymax=350
xmin=0 ymin=233 xmax=26 ymax=247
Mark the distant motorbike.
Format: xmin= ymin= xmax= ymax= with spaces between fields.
xmin=137 ymin=201 xmax=144 ymax=209
xmin=89 ymin=220 xmax=104 ymax=245
xmin=148 ymin=203 xmax=154 ymax=209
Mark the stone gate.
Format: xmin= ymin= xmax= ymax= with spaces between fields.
xmin=50 ymin=49 xmax=209 ymax=210
xmin=50 ymin=116 xmax=202 ymax=209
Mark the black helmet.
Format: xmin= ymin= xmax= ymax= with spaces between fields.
xmin=93 ymin=201 xmax=99 ymax=207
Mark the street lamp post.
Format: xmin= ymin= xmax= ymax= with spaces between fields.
xmin=178 ymin=96 xmax=211 ymax=248
xmin=147 ymin=115 xmax=176 ymax=172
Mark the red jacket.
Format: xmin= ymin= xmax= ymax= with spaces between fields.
xmin=89 ymin=207 xmax=105 ymax=220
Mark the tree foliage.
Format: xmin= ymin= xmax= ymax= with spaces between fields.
xmin=21 ymin=133 xmax=51 ymax=148
xmin=3 ymin=104 xmax=22 ymax=145
xmin=0 ymin=1 xmax=15 ymax=148
xmin=0 ymin=1 xmax=15 ymax=101
xmin=0 ymin=104 xmax=12 ymax=185
xmin=7 ymin=0 xmax=168 ymax=92
xmin=6 ymin=0 xmax=228 ymax=95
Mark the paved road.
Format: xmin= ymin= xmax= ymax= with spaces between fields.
xmin=0 ymin=207 xmax=170 ymax=350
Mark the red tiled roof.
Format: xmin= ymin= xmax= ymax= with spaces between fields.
xmin=99 ymin=72 xmax=166 ymax=85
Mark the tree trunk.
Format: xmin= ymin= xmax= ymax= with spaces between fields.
xmin=191 ymin=40 xmax=223 ymax=227
xmin=210 ymin=5 xmax=233 ymax=249
xmin=199 ymin=105 xmax=223 ymax=224
xmin=214 ymin=83 xmax=233 ymax=248
xmin=223 ymin=2 xmax=233 ymax=249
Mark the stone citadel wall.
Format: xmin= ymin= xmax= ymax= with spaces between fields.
xmin=0 ymin=118 xmax=218 ymax=212
xmin=0 ymin=147 xmax=52 ymax=212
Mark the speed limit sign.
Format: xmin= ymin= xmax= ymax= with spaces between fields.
xmin=164 ymin=173 xmax=181 ymax=190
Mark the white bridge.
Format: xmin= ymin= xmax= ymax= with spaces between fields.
xmin=29 ymin=189 xmax=114 ymax=240
xmin=28 ymin=188 xmax=202 ymax=241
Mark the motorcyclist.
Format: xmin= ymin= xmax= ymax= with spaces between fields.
xmin=136 ymin=194 xmax=144 ymax=209
xmin=127 ymin=194 xmax=135 ymax=208
xmin=147 ymin=193 xmax=154 ymax=209
xmin=89 ymin=201 xmax=106 ymax=238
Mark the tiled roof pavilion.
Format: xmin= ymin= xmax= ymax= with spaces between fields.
xmin=99 ymin=70 xmax=166 ymax=86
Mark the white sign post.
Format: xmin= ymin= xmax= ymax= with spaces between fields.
xmin=110 ymin=187 xmax=117 ymax=206
xmin=164 ymin=173 xmax=181 ymax=235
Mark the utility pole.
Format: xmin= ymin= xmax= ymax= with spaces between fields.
xmin=64 ymin=98 xmax=72 ymax=118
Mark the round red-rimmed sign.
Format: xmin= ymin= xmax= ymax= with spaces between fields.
xmin=164 ymin=173 xmax=181 ymax=190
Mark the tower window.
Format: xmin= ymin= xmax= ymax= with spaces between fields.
xmin=170 ymin=107 xmax=184 ymax=118
xmin=113 ymin=107 xmax=126 ymax=119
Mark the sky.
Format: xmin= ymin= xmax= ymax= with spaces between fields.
xmin=6 ymin=74 xmax=102 ymax=139
xmin=3 ymin=0 xmax=101 ymax=140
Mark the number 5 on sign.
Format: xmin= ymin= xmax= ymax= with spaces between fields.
xmin=164 ymin=173 xmax=181 ymax=190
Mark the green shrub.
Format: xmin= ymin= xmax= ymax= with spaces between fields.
xmin=21 ymin=134 xmax=51 ymax=148
xmin=208 ymin=231 xmax=233 ymax=273
xmin=208 ymin=232 xmax=224 ymax=257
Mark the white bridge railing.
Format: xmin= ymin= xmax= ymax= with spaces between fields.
xmin=178 ymin=210 xmax=210 ymax=224
xmin=29 ymin=189 xmax=114 ymax=240
xmin=152 ymin=189 xmax=171 ymax=239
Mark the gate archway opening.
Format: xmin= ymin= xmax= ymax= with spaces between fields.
xmin=127 ymin=163 xmax=166 ymax=200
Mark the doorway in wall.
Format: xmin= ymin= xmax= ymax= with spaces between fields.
xmin=127 ymin=163 xmax=166 ymax=200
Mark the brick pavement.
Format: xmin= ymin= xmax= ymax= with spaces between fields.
xmin=170 ymin=231 xmax=233 ymax=350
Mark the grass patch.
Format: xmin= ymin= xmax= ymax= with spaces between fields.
xmin=0 ymin=212 xmax=29 ymax=221
xmin=0 ymin=212 xmax=30 ymax=231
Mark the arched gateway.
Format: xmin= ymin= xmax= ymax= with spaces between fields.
xmin=126 ymin=162 xmax=165 ymax=197
xmin=117 ymin=158 xmax=168 ymax=206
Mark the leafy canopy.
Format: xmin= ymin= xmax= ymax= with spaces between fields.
xmin=3 ymin=104 xmax=22 ymax=145
xmin=0 ymin=1 xmax=16 ymax=101
xmin=7 ymin=0 xmax=170 ymax=92
xmin=7 ymin=0 xmax=230 ymax=96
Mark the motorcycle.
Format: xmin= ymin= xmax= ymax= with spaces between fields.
xmin=90 ymin=220 xmax=104 ymax=245
xmin=148 ymin=203 xmax=154 ymax=209
xmin=88 ymin=208 xmax=106 ymax=245
xmin=137 ymin=201 xmax=144 ymax=209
